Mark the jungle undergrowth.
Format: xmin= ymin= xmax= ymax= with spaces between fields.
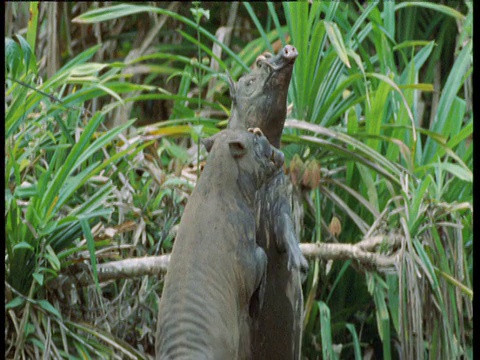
xmin=190 ymin=1 xmax=210 ymax=178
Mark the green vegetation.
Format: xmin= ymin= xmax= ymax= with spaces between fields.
xmin=5 ymin=2 xmax=472 ymax=359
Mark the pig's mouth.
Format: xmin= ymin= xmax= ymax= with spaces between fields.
xmin=256 ymin=45 xmax=298 ymax=72
xmin=255 ymin=45 xmax=298 ymax=90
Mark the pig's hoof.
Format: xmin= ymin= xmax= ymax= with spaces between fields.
xmin=287 ymin=246 xmax=310 ymax=278
xmin=248 ymin=127 xmax=264 ymax=136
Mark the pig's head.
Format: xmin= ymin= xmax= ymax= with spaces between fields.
xmin=202 ymin=128 xmax=284 ymax=193
xmin=228 ymin=45 xmax=298 ymax=148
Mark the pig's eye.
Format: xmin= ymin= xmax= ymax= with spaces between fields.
xmin=241 ymin=77 xmax=256 ymax=95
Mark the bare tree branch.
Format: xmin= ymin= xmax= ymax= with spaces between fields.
xmin=301 ymin=236 xmax=401 ymax=268
xmin=48 ymin=235 xmax=402 ymax=289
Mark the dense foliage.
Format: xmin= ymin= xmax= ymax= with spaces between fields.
xmin=5 ymin=2 xmax=472 ymax=359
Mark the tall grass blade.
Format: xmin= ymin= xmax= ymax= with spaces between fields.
xmin=318 ymin=301 xmax=336 ymax=360
xmin=422 ymin=40 xmax=472 ymax=163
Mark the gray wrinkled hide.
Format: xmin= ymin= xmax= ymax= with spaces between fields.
xmin=228 ymin=45 xmax=308 ymax=360
xmin=251 ymin=169 xmax=305 ymax=360
xmin=155 ymin=129 xmax=284 ymax=360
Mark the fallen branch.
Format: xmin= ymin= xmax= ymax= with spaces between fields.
xmin=301 ymin=236 xmax=401 ymax=268
xmin=50 ymin=255 xmax=171 ymax=288
xmin=50 ymin=235 xmax=402 ymax=289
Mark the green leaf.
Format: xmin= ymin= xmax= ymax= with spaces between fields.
xmin=45 ymin=245 xmax=61 ymax=272
xmin=383 ymin=0 xmax=395 ymax=39
xmin=267 ymin=2 xmax=287 ymax=46
xmin=5 ymin=84 xmax=29 ymax=138
xmin=176 ymin=30 xmax=227 ymax=72
xmin=80 ymin=219 xmax=102 ymax=296
xmin=408 ymin=175 xmax=432 ymax=232
xmin=93 ymin=82 xmax=124 ymax=105
xmin=6 ymin=296 xmax=25 ymax=310
xmin=72 ymin=4 xmax=158 ymax=23
xmin=321 ymin=184 xmax=369 ymax=234
xmin=395 ymin=2 xmax=465 ymax=21
xmin=284 ymin=121 xmax=405 ymax=186
xmin=69 ymin=182 xmax=114 ymax=218
xmin=416 ymin=162 xmax=472 ymax=183
xmin=53 ymin=161 xmax=100 ymax=214
xmin=68 ymin=321 xmax=146 ymax=358
xmin=445 ymin=120 xmax=472 ymax=153
xmin=283 ymin=0 xmax=310 ymax=114
xmin=398 ymin=83 xmax=434 ymax=92
xmin=365 ymin=74 xmax=391 ymax=152
xmin=346 ymin=323 xmax=362 ymax=360
xmin=69 ymin=63 xmax=108 ymax=77
xmin=443 ymin=96 xmax=466 ymax=139
xmin=367 ymin=72 xmax=415 ymax=125
xmin=41 ymin=112 xmax=104 ymax=216
xmin=367 ymin=274 xmax=391 ymax=358
xmin=15 ymin=34 xmax=38 ymax=74
xmin=412 ymin=239 xmax=439 ymax=290
xmin=73 ymin=4 xmax=249 ymax=71
xmin=33 ymin=272 xmax=44 ymax=286
xmin=77 ymin=119 xmax=134 ymax=166
xmin=386 ymin=274 xmax=400 ymax=333
xmin=163 ymin=138 xmax=189 ymax=162
xmin=318 ymin=301 xmax=336 ymax=360
xmin=26 ymin=2 xmax=39 ymax=52
xmin=13 ymin=242 xmax=35 ymax=252
xmin=5 ymin=37 xmax=23 ymax=78
xmin=38 ymin=299 xmax=62 ymax=318
xmin=190 ymin=7 xmax=209 ymax=23
xmin=325 ymin=21 xmax=351 ymax=68
xmin=422 ymin=40 xmax=472 ymax=163
xmin=41 ymin=44 xmax=102 ymax=90
xmin=243 ymin=3 xmax=274 ymax=53
xmin=393 ymin=40 xmax=432 ymax=51
xmin=435 ymin=267 xmax=473 ymax=299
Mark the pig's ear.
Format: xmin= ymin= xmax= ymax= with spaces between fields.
xmin=226 ymin=70 xmax=237 ymax=104
xmin=201 ymin=135 xmax=216 ymax=152
xmin=228 ymin=140 xmax=247 ymax=158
